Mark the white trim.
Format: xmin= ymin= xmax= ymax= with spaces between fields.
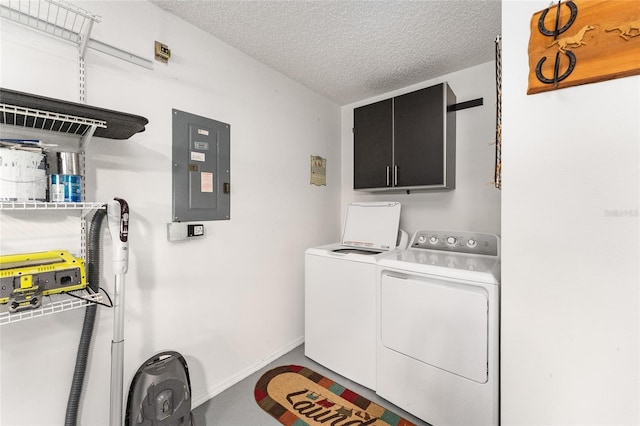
xmin=191 ymin=336 xmax=305 ymax=408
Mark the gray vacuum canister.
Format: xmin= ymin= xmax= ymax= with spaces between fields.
xmin=126 ymin=351 xmax=194 ymax=426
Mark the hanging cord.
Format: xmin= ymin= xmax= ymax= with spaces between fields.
xmin=65 ymin=208 xmax=106 ymax=426
xmin=494 ymin=34 xmax=503 ymax=190
xmin=65 ymin=286 xmax=114 ymax=308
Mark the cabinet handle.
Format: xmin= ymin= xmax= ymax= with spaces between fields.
xmin=394 ymin=165 xmax=398 ymax=186
xmin=386 ymin=166 xmax=390 ymax=186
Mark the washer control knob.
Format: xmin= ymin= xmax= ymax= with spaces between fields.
xmin=429 ymin=236 xmax=438 ymax=244
xmin=417 ymin=234 xmax=427 ymax=244
xmin=467 ymin=239 xmax=477 ymax=248
xmin=446 ymin=236 xmax=457 ymax=246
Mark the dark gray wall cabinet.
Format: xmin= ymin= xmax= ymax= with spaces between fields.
xmin=353 ymin=82 xmax=456 ymax=192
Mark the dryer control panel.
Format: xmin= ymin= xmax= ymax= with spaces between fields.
xmin=411 ymin=230 xmax=499 ymax=256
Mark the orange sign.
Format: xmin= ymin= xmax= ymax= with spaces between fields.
xmin=528 ymin=0 xmax=640 ymax=94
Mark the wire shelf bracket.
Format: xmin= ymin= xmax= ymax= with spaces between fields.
xmin=0 ymin=0 xmax=153 ymax=70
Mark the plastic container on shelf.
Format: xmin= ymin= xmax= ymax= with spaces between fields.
xmin=48 ymin=151 xmax=82 ymax=202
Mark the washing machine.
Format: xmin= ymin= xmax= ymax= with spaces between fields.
xmin=376 ymin=230 xmax=500 ymax=426
xmin=305 ymin=202 xmax=407 ymax=390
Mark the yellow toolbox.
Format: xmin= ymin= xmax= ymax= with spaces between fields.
xmin=0 ymin=250 xmax=87 ymax=312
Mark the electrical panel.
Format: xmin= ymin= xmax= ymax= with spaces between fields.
xmin=172 ymin=109 xmax=230 ymax=222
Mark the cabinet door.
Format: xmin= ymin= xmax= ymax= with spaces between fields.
xmin=353 ymin=98 xmax=393 ymax=189
xmin=394 ymin=84 xmax=445 ymax=187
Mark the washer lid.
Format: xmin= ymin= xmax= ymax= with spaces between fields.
xmin=341 ymin=202 xmax=401 ymax=251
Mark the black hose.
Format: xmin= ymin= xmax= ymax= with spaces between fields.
xmin=65 ymin=208 xmax=106 ymax=426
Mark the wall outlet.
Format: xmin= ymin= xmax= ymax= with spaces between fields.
xmin=188 ymin=224 xmax=204 ymax=237
xmin=167 ymin=223 xmax=205 ymax=241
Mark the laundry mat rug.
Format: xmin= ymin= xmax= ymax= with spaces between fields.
xmin=254 ymin=365 xmax=415 ymax=426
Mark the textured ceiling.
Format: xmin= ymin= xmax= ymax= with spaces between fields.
xmin=150 ymin=1 xmax=502 ymax=105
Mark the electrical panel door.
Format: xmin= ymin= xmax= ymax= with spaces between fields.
xmin=172 ymin=109 xmax=230 ymax=222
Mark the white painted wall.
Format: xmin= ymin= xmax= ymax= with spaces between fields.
xmin=0 ymin=2 xmax=341 ymax=424
xmin=501 ymin=1 xmax=639 ymax=424
xmin=340 ymin=61 xmax=502 ymax=236
xmin=5 ymin=1 xmax=635 ymax=424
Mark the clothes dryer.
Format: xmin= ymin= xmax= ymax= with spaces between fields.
xmin=305 ymin=202 xmax=407 ymax=390
xmin=376 ymin=230 xmax=500 ymax=426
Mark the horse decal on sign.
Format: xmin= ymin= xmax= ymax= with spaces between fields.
xmin=606 ymin=19 xmax=640 ymax=40
xmin=548 ymin=25 xmax=597 ymax=53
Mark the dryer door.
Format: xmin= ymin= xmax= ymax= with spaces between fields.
xmin=380 ymin=273 xmax=489 ymax=383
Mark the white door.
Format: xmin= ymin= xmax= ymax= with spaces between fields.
xmin=380 ymin=273 xmax=489 ymax=383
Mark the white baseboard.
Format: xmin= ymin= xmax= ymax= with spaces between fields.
xmin=191 ymin=336 xmax=305 ymax=408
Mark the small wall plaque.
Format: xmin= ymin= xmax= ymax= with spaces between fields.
xmin=310 ymin=156 xmax=326 ymax=186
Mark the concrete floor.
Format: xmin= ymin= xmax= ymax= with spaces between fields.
xmin=191 ymin=344 xmax=429 ymax=426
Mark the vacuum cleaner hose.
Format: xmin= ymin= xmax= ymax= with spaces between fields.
xmin=65 ymin=208 xmax=106 ymax=426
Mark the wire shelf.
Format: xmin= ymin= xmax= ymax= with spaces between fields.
xmin=0 ymin=103 xmax=106 ymax=136
xmin=0 ymin=201 xmax=106 ymax=210
xmin=0 ymin=288 xmax=103 ymax=325
xmin=0 ymin=0 xmax=100 ymax=45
